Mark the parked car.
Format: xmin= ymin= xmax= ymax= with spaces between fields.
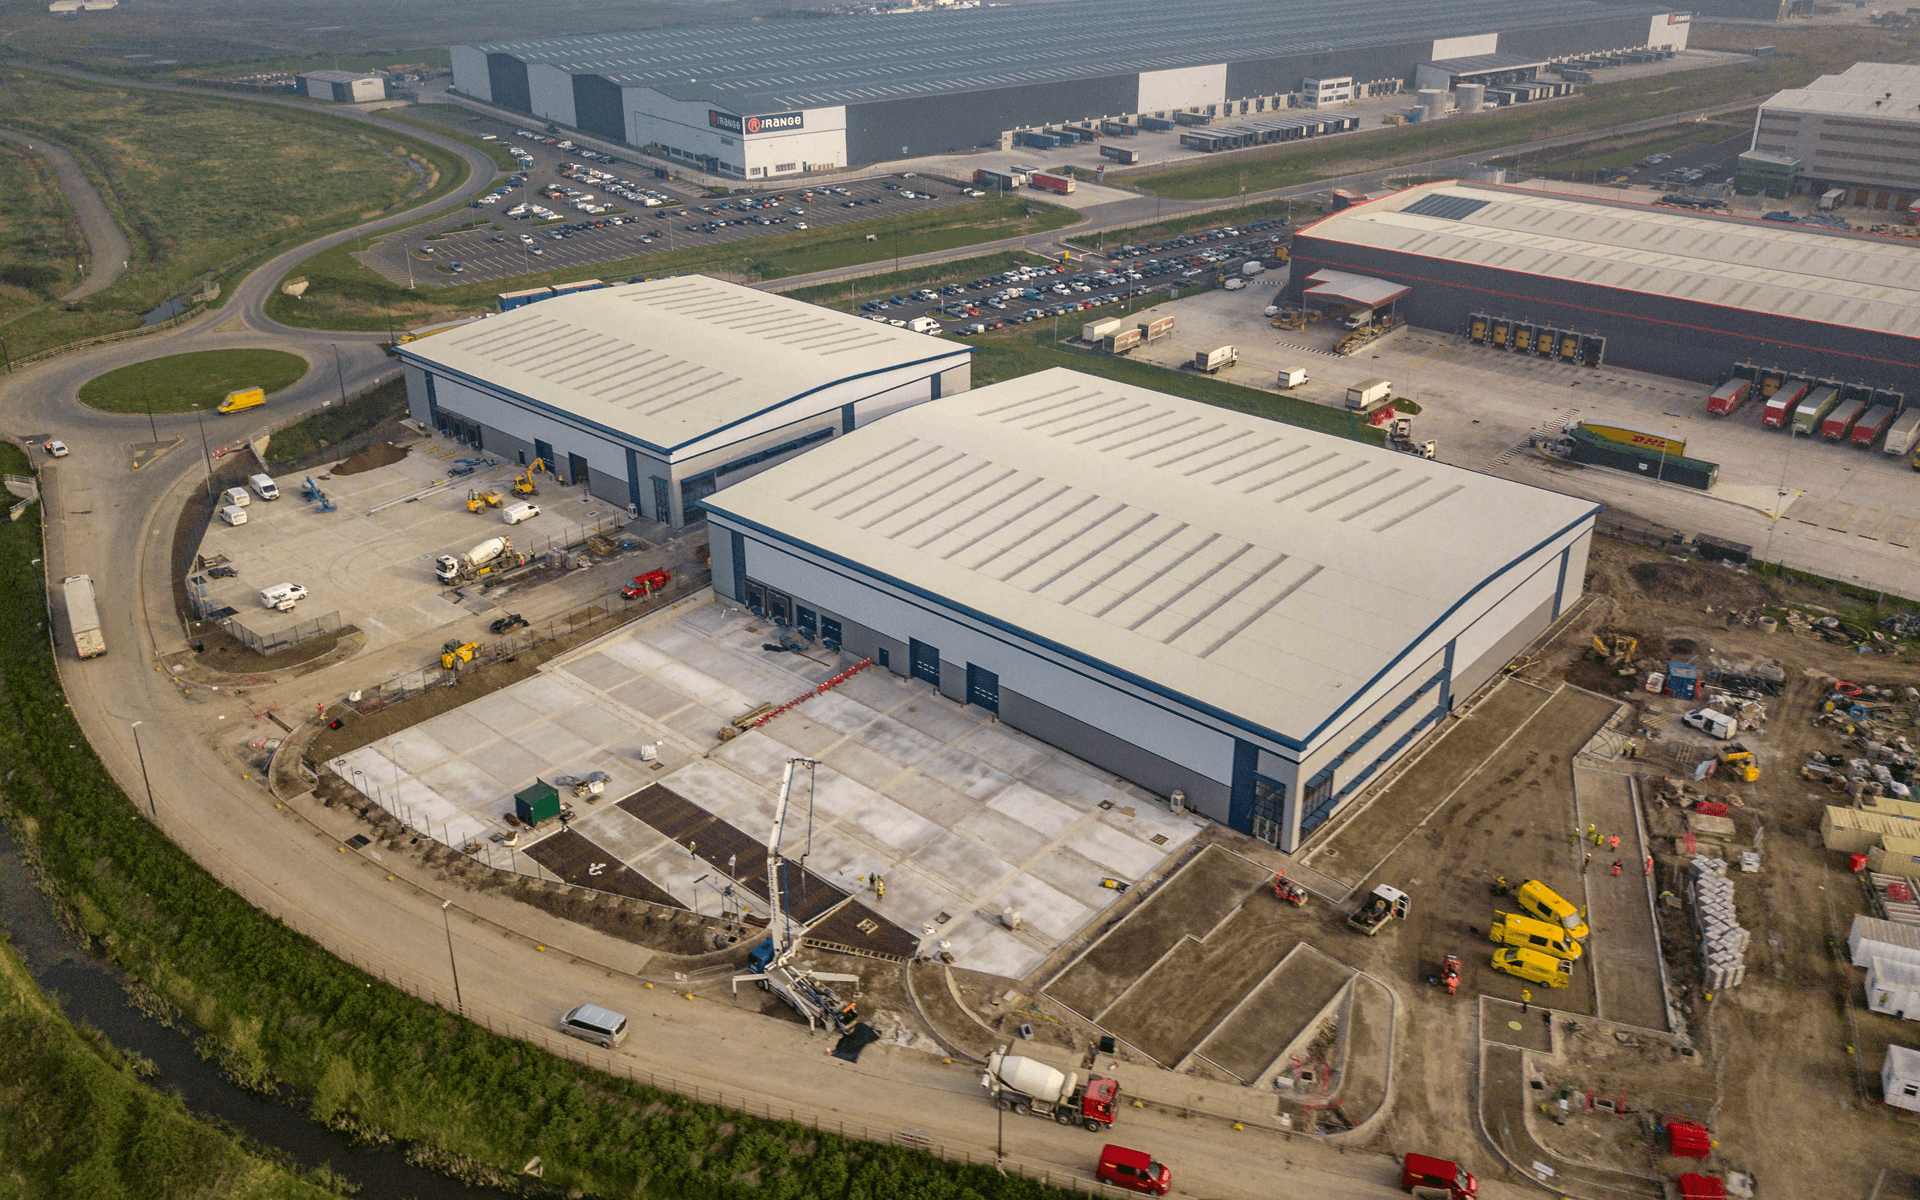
xmin=1096 ymin=1146 xmax=1169 ymax=1196
xmin=43 ymin=439 xmax=68 ymax=457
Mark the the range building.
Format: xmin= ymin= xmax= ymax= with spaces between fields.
xmin=1289 ymin=179 xmax=1920 ymax=397
xmin=1743 ymin=63 xmax=1920 ymax=208
xmin=452 ymin=0 xmax=1688 ymax=177
xmin=397 ymin=276 xmax=971 ymax=527
xmin=703 ymin=368 xmax=1597 ymax=851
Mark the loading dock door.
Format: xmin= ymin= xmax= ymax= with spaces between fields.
xmin=909 ymin=639 xmax=941 ymax=686
xmin=966 ymin=664 xmax=999 ymax=713
xmin=534 ymin=440 xmax=554 ymax=471
xmin=568 ymin=453 xmax=589 ymax=487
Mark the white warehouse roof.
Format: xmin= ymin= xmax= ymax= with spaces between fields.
xmin=1765 ymin=61 xmax=1920 ymax=119
xmin=704 ymin=368 xmax=1596 ymax=741
xmin=398 ymin=276 xmax=967 ymax=454
xmin=1300 ymin=180 xmax=1920 ymax=338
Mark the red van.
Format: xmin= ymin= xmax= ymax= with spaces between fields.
xmin=1096 ymin=1145 xmax=1170 ymax=1195
xmin=1402 ymin=1152 xmax=1476 ymax=1198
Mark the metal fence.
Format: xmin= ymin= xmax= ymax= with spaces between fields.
xmin=221 ymin=609 xmax=343 ymax=655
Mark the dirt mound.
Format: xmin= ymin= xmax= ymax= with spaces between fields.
xmin=332 ymin=441 xmax=408 ymax=476
xmin=1627 ymin=561 xmax=1773 ymax=611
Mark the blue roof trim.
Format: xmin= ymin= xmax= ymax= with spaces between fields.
xmin=398 ymin=338 xmax=971 ymax=460
xmin=704 ymin=495 xmax=1600 ymax=750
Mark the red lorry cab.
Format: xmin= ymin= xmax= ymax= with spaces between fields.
xmin=1096 ymin=1145 xmax=1170 ymax=1195
xmin=1081 ymin=1076 xmax=1119 ymax=1125
xmin=1402 ymin=1153 xmax=1477 ymax=1198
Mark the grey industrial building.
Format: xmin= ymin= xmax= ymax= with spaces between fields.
xmin=300 ymin=70 xmax=386 ymax=103
xmin=703 ymin=368 xmax=1597 ymax=852
xmin=1288 ymin=180 xmax=1920 ymax=397
xmin=451 ymin=0 xmax=1688 ymax=176
xmin=397 ymin=276 xmax=971 ymax=527
xmin=1743 ymin=63 xmax=1920 ymax=208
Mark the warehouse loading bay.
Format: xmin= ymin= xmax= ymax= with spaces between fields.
xmin=1119 ymin=282 xmax=1920 ymax=601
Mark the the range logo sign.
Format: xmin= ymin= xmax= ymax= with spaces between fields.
xmin=711 ymin=109 xmax=804 ymax=135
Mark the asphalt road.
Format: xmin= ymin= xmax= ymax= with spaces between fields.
xmin=0 ymin=125 xmax=131 ymax=301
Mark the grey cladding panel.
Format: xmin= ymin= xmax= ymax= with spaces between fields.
xmin=489 ymin=53 xmax=532 ymax=113
xmin=573 ymin=73 xmax=626 ymax=141
xmin=845 ymin=74 xmax=1139 ymax=162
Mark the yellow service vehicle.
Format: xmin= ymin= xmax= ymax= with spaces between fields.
xmin=1491 ymin=946 xmax=1572 ymax=988
xmin=440 ymin=640 xmax=478 ymax=669
xmin=1517 ymin=880 xmax=1590 ymax=942
xmin=217 ymin=387 xmax=266 ymax=414
xmin=1489 ymin=910 xmax=1583 ymax=961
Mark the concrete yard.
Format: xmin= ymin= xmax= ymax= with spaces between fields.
xmin=330 ymin=598 xmax=1206 ymax=978
xmin=197 ymin=433 xmax=644 ymax=651
xmin=1122 ymin=282 xmax=1920 ymax=599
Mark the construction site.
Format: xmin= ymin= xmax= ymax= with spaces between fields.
xmin=270 ymin=507 xmax=1920 ymax=1198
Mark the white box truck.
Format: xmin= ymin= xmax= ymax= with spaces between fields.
xmin=1194 ymin=345 xmax=1238 ymax=373
xmin=1347 ymin=379 xmax=1392 ymax=410
xmin=1885 ymin=409 xmax=1920 ymax=458
xmin=62 ymin=574 xmax=105 ymax=658
xmin=1279 ymin=367 xmax=1309 ymax=388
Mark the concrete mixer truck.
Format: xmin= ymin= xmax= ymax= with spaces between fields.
xmin=435 ymin=536 xmax=515 ymax=584
xmin=980 ymin=1048 xmax=1119 ymax=1130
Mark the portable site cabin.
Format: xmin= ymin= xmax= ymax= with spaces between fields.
xmin=1870 ymin=835 xmax=1920 ymax=877
xmin=1851 ymin=915 xmax=1920 ymax=969
xmin=515 ymin=778 xmax=561 ymax=825
xmin=1867 ymin=957 xmax=1920 ymax=1020
xmin=1822 ymin=806 xmax=1920 ymax=854
xmin=1883 ymin=1045 xmax=1920 ymax=1112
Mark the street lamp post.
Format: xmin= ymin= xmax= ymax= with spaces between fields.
xmin=195 ymin=410 xmax=215 ymax=497
xmin=331 ymin=344 xmax=348 ymax=407
xmin=130 ymin=721 xmax=156 ymax=818
xmin=441 ymin=900 xmax=465 ymax=1016
xmin=142 ymin=392 xmax=158 ymax=445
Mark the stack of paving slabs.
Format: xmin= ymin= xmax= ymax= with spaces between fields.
xmin=1690 ymin=856 xmax=1748 ymax=989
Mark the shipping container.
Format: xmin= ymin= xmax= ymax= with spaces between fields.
xmin=1082 ymin=317 xmax=1122 ymax=343
xmin=498 ymin=286 xmax=554 ymax=311
xmin=1576 ymin=421 xmax=1687 ymax=457
xmin=973 ymin=168 xmax=1025 ymax=191
xmin=1693 ymin=533 xmax=1751 ymax=565
xmin=1761 ymin=379 xmax=1811 ymax=428
xmin=1101 ymin=121 xmax=1137 ymax=137
xmin=1138 ymin=315 xmax=1175 ymax=343
xmin=1792 ymin=385 xmax=1841 ymax=435
xmin=1822 ymin=807 xmax=1920 ymax=854
xmin=1535 ymin=325 xmax=1558 ymax=358
xmin=1854 ymin=404 xmax=1896 ymax=447
xmin=1030 ymin=172 xmax=1076 ymax=194
xmin=1103 ymin=328 xmax=1142 ymax=355
xmin=549 ymin=279 xmax=606 ymax=298
xmin=1665 ymin=661 xmax=1699 ymax=700
xmin=1706 ymin=379 xmax=1751 ymax=415
xmin=1099 ymin=144 xmax=1139 ymax=165
xmin=1137 ymin=116 xmax=1177 ymax=132
xmin=1557 ymin=330 xmax=1580 ymax=363
xmin=1565 ymin=426 xmax=1719 ymax=489
xmin=1884 ymin=408 xmax=1920 ymax=457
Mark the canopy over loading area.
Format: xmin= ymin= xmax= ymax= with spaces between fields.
xmin=1299 ymin=269 xmax=1410 ymax=320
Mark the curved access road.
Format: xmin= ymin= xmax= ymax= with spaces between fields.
xmin=0 ymin=126 xmax=131 ymax=301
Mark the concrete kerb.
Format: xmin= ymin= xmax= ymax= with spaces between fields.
xmin=901 ymin=965 xmax=985 ymax=1065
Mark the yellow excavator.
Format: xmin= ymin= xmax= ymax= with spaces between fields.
xmin=512 ymin=457 xmax=543 ymax=496
xmin=1718 ymin=742 xmax=1759 ymax=783
xmin=1591 ymin=631 xmax=1638 ymax=669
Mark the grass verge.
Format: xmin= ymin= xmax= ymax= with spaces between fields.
xmin=267 ymin=195 xmax=1080 ymax=332
xmin=966 ymin=325 xmax=1386 ymax=444
xmin=378 ymin=105 xmax=519 ymax=172
xmin=77 ymin=349 xmax=309 ymax=413
xmin=1125 ymin=26 xmax=1916 ymax=199
xmin=1064 ymin=197 xmax=1302 ymax=250
xmin=264 ymin=374 xmax=407 ymax=465
xmin=1488 ymin=116 xmax=1752 ymax=177
xmin=0 ymin=139 xmax=87 ymax=328
xmin=0 ymin=935 xmax=336 ymax=1200
xmin=0 ymin=434 xmax=1083 ymax=1198
xmin=780 ymin=249 xmax=1056 ymax=310
xmin=0 ymin=69 xmax=469 ymax=360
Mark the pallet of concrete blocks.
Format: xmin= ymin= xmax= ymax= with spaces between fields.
xmin=1690 ymin=856 xmax=1749 ymax=989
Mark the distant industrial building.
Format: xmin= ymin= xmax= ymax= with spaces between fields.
xmin=397 ymin=276 xmax=970 ymax=527
xmin=1288 ymin=179 xmax=1920 ymax=397
xmin=451 ymin=0 xmax=1688 ymax=176
xmin=1742 ymin=63 xmax=1920 ymax=208
xmin=703 ymin=367 xmax=1596 ymax=851
xmin=301 ymin=70 xmax=387 ymax=103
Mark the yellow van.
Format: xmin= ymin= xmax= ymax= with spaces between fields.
xmin=218 ymin=387 xmax=265 ymax=414
xmin=1489 ymin=910 xmax=1583 ymax=961
xmin=1491 ymin=946 xmax=1573 ymax=988
xmin=1517 ymin=879 xmax=1590 ymax=942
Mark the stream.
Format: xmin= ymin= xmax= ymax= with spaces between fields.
xmin=0 ymin=819 xmax=511 ymax=1199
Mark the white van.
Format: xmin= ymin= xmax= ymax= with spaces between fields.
xmin=249 ymin=473 xmax=280 ymax=501
xmin=502 ymin=501 xmax=541 ymax=525
xmin=258 ymin=582 xmax=307 ymax=611
xmin=907 ymin=316 xmax=942 ymax=334
xmin=219 ymin=504 xmax=248 ymax=526
xmin=220 ymin=486 xmax=251 ymax=508
xmin=1682 ymin=708 xmax=1736 ymax=740
xmin=559 ymin=1003 xmax=628 ymax=1048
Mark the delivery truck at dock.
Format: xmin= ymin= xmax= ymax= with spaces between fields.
xmin=1792 ymin=385 xmax=1841 ymax=435
xmin=1822 ymin=397 xmax=1867 ymax=440
xmin=1706 ymin=379 xmax=1751 ymax=416
xmin=1030 ymin=172 xmax=1076 ymax=195
xmin=1853 ymin=404 xmax=1896 ymax=448
xmin=1761 ymin=379 xmax=1811 ymax=429
xmin=981 ymin=1049 xmax=1119 ymax=1130
xmin=1884 ymin=408 xmax=1920 ymax=458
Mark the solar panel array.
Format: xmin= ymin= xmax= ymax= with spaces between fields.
xmin=471 ymin=0 xmax=1663 ymax=111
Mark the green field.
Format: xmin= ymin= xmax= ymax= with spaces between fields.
xmin=1065 ymin=197 xmax=1304 ymax=250
xmin=966 ymin=325 xmax=1386 ymax=445
xmin=77 ymin=348 xmax=309 ymax=413
xmin=0 ymin=140 xmax=85 ymax=329
xmin=0 ymin=70 xmax=468 ymax=361
xmin=781 ymin=249 xmax=1057 ymax=310
xmin=268 ymin=194 xmax=1080 ymax=332
xmin=0 ymin=938 xmax=338 ymax=1200
xmin=1126 ymin=26 xmax=1917 ymax=199
xmin=1491 ymin=116 xmax=1752 ymax=178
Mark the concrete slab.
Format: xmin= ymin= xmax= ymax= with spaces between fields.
xmin=601 ymin=637 xmax=675 ymax=673
xmin=609 ymin=677 xmax=695 ymax=720
xmin=509 ymin=720 xmax=596 ymax=765
xmin=551 ymin=703 xmax=637 ymax=747
xmin=989 ymin=784 xmax=1083 ymax=839
xmin=561 ymin=651 xmax=638 ymax=692
xmin=1030 ymin=845 xmax=1129 ymax=910
xmin=960 ymin=925 xmax=1046 ymax=980
xmin=886 ymin=773 xmax=979 ymax=828
xmin=417 ymin=709 xmax=495 ymax=755
xmin=757 ymin=715 xmax=844 ymax=758
xmin=385 ymin=726 xmax=457 ymax=775
xmin=916 ymin=830 xmax=1018 ymax=898
xmin=820 ymin=738 xmax=908 ymax=791
xmin=853 ymin=714 xmax=945 ymax=765
xmin=959 ymin=726 xmax=1056 ymax=778
xmin=921 ymin=747 xmax=1016 ymax=800
xmin=952 ymin=806 xmax=1053 ymax=866
xmin=467 ymin=738 xmax=551 ymax=787
xmin=1073 ymin=823 xmax=1168 ymax=880
xmin=798 ymin=690 xmax=882 ymax=735
xmin=810 ymin=768 xmax=882 ymax=818
xmin=839 ymin=794 xmax=942 ymax=855
xmin=465 ymin=691 xmax=545 ymax=736
xmin=1023 ymin=756 xmax=1124 ymax=807
xmin=892 ymin=699 xmax=986 ymax=743
xmin=653 ymin=660 xmax=730 ymax=701
xmin=991 ymin=873 xmax=1091 ymax=942
xmin=715 ymin=730 xmax=796 ymax=782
